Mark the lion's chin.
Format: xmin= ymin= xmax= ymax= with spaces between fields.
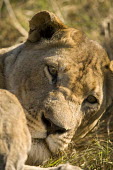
xmin=46 ymin=133 xmax=72 ymax=154
xmin=26 ymin=131 xmax=73 ymax=166
xmin=26 ymin=139 xmax=51 ymax=165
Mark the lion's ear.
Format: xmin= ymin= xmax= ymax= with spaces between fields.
xmin=109 ymin=60 xmax=113 ymax=72
xmin=27 ymin=11 xmax=67 ymax=43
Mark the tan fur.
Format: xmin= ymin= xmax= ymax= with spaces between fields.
xmin=0 ymin=90 xmax=31 ymax=170
xmin=0 ymin=11 xmax=113 ymax=169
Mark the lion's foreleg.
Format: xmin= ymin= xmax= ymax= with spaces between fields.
xmin=24 ymin=164 xmax=82 ymax=170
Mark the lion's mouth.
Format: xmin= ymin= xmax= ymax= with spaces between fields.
xmin=31 ymin=114 xmax=71 ymax=155
xmin=31 ymin=115 xmax=73 ymax=155
xmin=42 ymin=114 xmax=68 ymax=136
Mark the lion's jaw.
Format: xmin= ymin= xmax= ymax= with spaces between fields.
xmin=26 ymin=131 xmax=75 ymax=165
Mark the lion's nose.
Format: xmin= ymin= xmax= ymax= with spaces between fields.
xmin=42 ymin=114 xmax=67 ymax=135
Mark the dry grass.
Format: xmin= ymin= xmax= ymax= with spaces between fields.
xmin=43 ymin=137 xmax=113 ymax=169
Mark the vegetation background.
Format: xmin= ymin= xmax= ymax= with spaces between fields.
xmin=0 ymin=0 xmax=113 ymax=169
xmin=0 ymin=0 xmax=113 ymax=48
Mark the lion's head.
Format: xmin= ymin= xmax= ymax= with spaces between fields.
xmin=3 ymin=11 xmax=113 ymax=165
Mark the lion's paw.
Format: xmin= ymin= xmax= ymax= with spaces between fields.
xmin=54 ymin=164 xmax=82 ymax=170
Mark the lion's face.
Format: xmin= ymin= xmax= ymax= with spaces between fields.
xmin=5 ymin=11 xmax=113 ymax=165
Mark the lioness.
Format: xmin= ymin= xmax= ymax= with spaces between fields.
xmin=0 ymin=11 xmax=113 ymax=169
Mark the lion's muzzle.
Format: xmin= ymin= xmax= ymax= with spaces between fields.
xmin=43 ymin=91 xmax=78 ymax=132
xmin=42 ymin=114 xmax=69 ymax=136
